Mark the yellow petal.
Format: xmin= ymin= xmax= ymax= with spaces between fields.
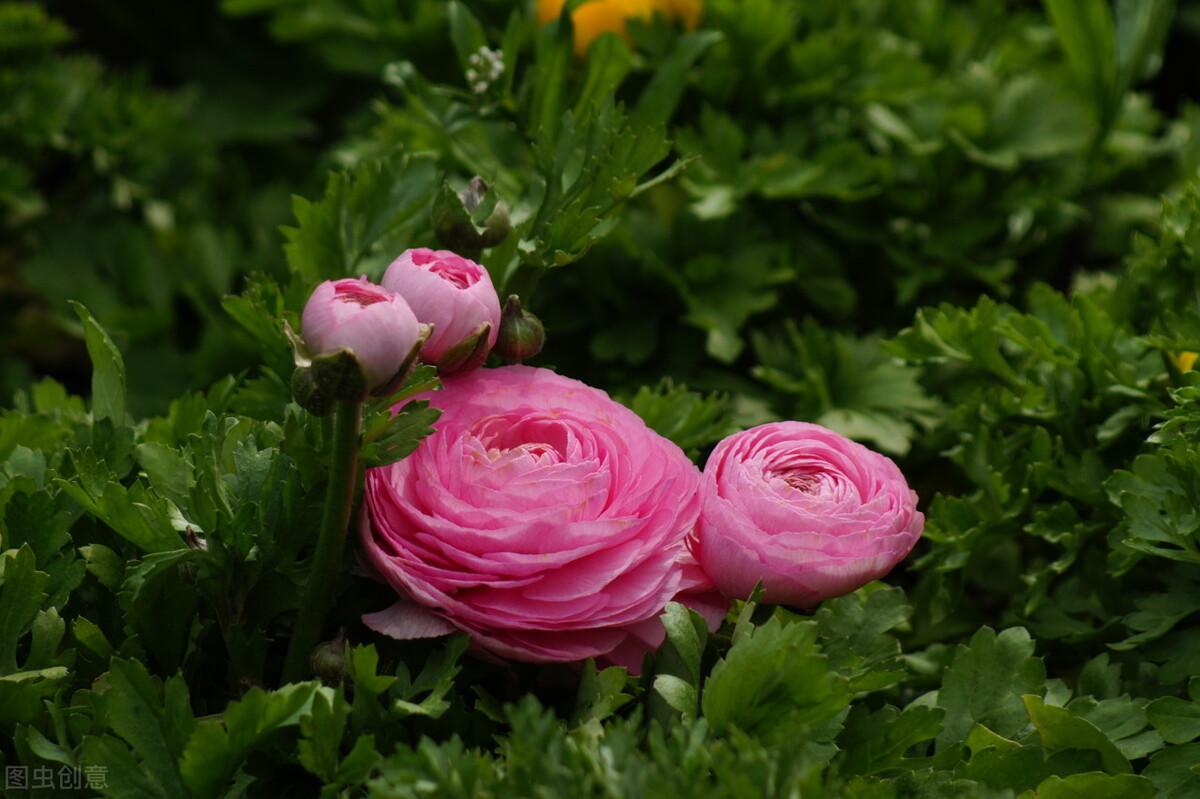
xmin=656 ymin=0 xmax=703 ymax=28
xmin=538 ymin=0 xmax=662 ymax=56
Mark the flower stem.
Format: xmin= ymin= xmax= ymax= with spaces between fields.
xmin=283 ymin=399 xmax=362 ymax=683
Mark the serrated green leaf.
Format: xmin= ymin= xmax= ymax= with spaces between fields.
xmin=624 ymin=380 xmax=736 ymax=457
xmin=702 ymin=616 xmax=849 ymax=744
xmin=100 ymin=658 xmax=191 ymax=796
xmin=1024 ymin=694 xmax=1131 ymax=774
xmin=936 ymin=627 xmax=1046 ymax=748
xmin=1147 ymin=696 xmax=1200 ymax=744
xmin=180 ymin=682 xmax=324 ymax=798
xmin=571 ymin=659 xmax=631 ymax=726
xmin=0 ymin=546 xmax=48 ymax=674
xmin=838 ymin=703 xmax=944 ymax=775
xmin=282 ymin=155 xmax=438 ymax=284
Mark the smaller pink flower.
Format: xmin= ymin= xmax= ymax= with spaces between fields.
xmin=696 ymin=422 xmax=923 ymax=606
xmin=382 ymin=248 xmax=501 ymax=373
xmin=301 ymin=278 xmax=422 ymax=390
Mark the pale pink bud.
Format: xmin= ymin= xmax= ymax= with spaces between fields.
xmin=300 ymin=278 xmax=422 ymax=390
xmin=381 ymin=248 xmax=501 ymax=373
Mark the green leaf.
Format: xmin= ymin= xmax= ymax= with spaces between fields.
xmin=525 ymin=99 xmax=671 ymax=268
xmin=1070 ymin=696 xmax=1163 ymax=760
xmin=816 ymin=584 xmax=911 ymax=693
xmin=528 ymin=7 xmax=573 ymax=142
xmin=1023 ymin=694 xmax=1131 ymax=774
xmin=1044 ymin=0 xmax=1118 ymax=124
xmin=135 ymin=442 xmax=195 ymax=508
xmin=649 ymin=602 xmax=708 ymax=725
xmin=632 ymin=30 xmax=722 ymax=128
xmin=392 ymin=635 xmax=469 ymax=719
xmin=623 ymin=380 xmax=736 ymax=458
xmin=1144 ymin=743 xmax=1200 ymax=798
xmin=359 ymin=399 xmax=441 ymax=469
xmin=935 ymin=627 xmax=1046 ymax=748
xmin=1031 ymin=772 xmax=1156 ymax=799
xmin=180 ymin=682 xmax=325 ymax=798
xmin=282 ymin=154 xmax=439 ymax=284
xmin=80 ymin=543 xmax=124 ymax=590
xmin=100 ymin=658 xmax=191 ymax=796
xmin=573 ymin=34 xmax=632 ymax=118
xmin=220 ymin=275 xmax=293 ymax=379
xmin=70 ymin=301 xmax=126 ymax=424
xmin=21 ymin=723 xmax=74 ymax=766
xmin=81 ymin=735 xmax=173 ymax=799
xmin=702 ymin=616 xmax=849 ymax=744
xmin=346 ymin=644 xmax=397 ymax=732
xmin=1106 ymin=447 xmax=1200 ymax=564
xmin=838 ymin=703 xmax=945 ymax=775
xmin=447 ymin=1 xmax=486 ymax=74
xmin=1114 ymin=0 xmax=1174 ymax=90
xmin=1147 ymin=696 xmax=1200 ymax=744
xmin=756 ymin=320 xmax=942 ymax=455
xmin=571 ymin=659 xmax=631 ymax=726
xmin=0 ymin=2 xmax=72 ymax=53
xmin=0 ymin=546 xmax=48 ymax=674
xmin=58 ymin=452 xmax=183 ymax=553
xmin=298 ymin=688 xmax=349 ymax=782
xmin=73 ymin=616 xmax=114 ymax=660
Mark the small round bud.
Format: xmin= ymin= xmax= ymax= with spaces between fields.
xmin=300 ymin=278 xmax=422 ymax=392
xmin=311 ymin=633 xmax=347 ymax=684
xmin=495 ymin=295 xmax=545 ymax=363
xmin=383 ymin=249 xmax=501 ymax=375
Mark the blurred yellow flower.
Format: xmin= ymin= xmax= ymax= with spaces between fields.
xmin=657 ymin=0 xmax=702 ymax=29
xmin=1174 ymin=351 xmax=1198 ymax=372
xmin=537 ymin=0 xmax=701 ymax=55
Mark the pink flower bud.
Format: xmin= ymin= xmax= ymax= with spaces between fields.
xmin=381 ymin=248 xmax=501 ymax=373
xmin=696 ymin=422 xmax=924 ymax=606
xmin=300 ymin=278 xmax=422 ymax=390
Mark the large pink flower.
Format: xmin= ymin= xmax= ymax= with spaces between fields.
xmin=360 ymin=365 xmax=713 ymax=669
xmin=382 ymin=248 xmax=501 ymax=373
xmin=696 ymin=422 xmax=923 ymax=606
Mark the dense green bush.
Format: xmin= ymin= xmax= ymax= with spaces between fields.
xmin=4 ymin=0 xmax=1200 ymax=796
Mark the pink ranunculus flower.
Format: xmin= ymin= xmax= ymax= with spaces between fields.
xmin=696 ymin=422 xmax=923 ymax=606
xmin=381 ymin=248 xmax=501 ymax=374
xmin=360 ymin=365 xmax=715 ymax=671
xmin=300 ymin=277 xmax=422 ymax=390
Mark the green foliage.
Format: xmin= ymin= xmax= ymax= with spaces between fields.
xmin=283 ymin=155 xmax=440 ymax=285
xmin=754 ymin=321 xmax=942 ymax=455
xmin=623 ymin=380 xmax=737 ymax=458
xmin=5 ymin=0 xmax=1200 ymax=796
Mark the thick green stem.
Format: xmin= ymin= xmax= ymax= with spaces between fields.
xmin=282 ymin=399 xmax=362 ymax=683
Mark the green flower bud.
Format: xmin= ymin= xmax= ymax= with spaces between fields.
xmin=432 ymin=177 xmax=511 ymax=258
xmin=495 ymin=295 xmax=545 ymax=363
xmin=310 ymin=633 xmax=347 ymax=684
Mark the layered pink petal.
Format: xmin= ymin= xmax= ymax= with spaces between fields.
xmin=696 ymin=421 xmax=923 ymax=606
xmin=360 ymin=366 xmax=703 ymax=673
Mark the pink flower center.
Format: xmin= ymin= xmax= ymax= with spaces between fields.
xmin=487 ymin=441 xmax=561 ymax=465
xmin=334 ymin=281 xmax=390 ymax=306
xmin=410 ymin=248 xmax=482 ymax=289
xmin=770 ymin=468 xmax=825 ymax=494
xmin=471 ymin=413 xmax=578 ymax=469
xmin=429 ymin=260 xmax=479 ymax=289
